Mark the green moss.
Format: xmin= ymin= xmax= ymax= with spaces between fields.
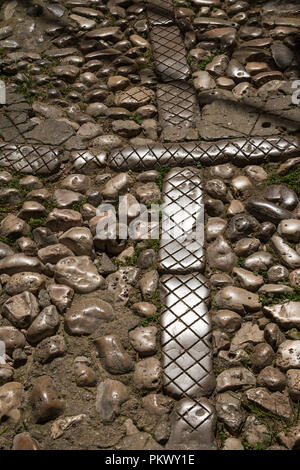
xmin=237 ymin=256 xmax=245 ymax=267
xmin=15 ymin=74 xmax=36 ymax=104
xmin=28 ymin=217 xmax=47 ymax=229
xmin=155 ymin=165 xmax=171 ymax=190
xmin=130 ymin=114 xmax=143 ymax=125
xmin=71 ymin=199 xmax=86 ymax=212
xmin=139 ymin=313 xmax=160 ymax=327
xmin=259 ymin=287 xmax=300 ymax=306
xmin=266 ymin=163 xmax=300 ymax=196
xmin=150 ymin=289 xmax=163 ymax=312
xmin=145 ymin=239 xmax=160 ymax=252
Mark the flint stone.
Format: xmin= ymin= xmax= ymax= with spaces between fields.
xmin=216 ymin=367 xmax=256 ymax=392
xmin=257 ymin=366 xmax=286 ymax=392
xmin=54 ymin=256 xmax=105 ymax=293
xmin=216 ymin=391 xmax=244 ymax=434
xmin=5 ymin=272 xmax=45 ymax=295
xmin=96 ymin=379 xmax=129 ymax=423
xmin=94 ymin=335 xmax=133 ymax=374
xmin=34 ymin=335 xmax=66 ymax=364
xmin=3 ymin=291 xmax=39 ymax=328
xmin=47 ymin=284 xmax=74 ymax=313
xmin=264 ymin=302 xmax=300 ymax=328
xmin=277 ymin=341 xmax=300 ymax=370
xmin=231 ymin=323 xmax=264 ymax=351
xmin=246 ymin=197 xmax=293 ymax=224
xmin=38 ymin=244 xmax=74 ymax=264
xmin=207 ymin=236 xmax=237 ymax=272
xmin=133 ymin=358 xmax=161 ymax=391
xmin=31 ymin=376 xmax=64 ymax=423
xmin=245 ymin=387 xmax=293 ymax=421
xmin=0 ymin=327 xmax=26 ymax=354
xmin=64 ymin=295 xmax=114 ymax=335
xmin=26 ymin=305 xmax=60 ymax=345
xmin=0 ymin=382 xmax=23 ymax=422
xmin=214 ymin=286 xmax=261 ymax=314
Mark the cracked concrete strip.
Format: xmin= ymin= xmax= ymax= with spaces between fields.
xmin=160 ymin=273 xmax=215 ymax=398
xmin=159 ymin=167 xmax=205 ymax=274
xmin=107 ymin=135 xmax=300 ymax=170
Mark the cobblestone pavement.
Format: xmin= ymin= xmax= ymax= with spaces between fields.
xmin=0 ymin=0 xmax=299 ymax=451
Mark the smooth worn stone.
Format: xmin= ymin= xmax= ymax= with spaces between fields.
xmin=31 ymin=376 xmax=64 ymax=423
xmin=142 ymin=394 xmax=173 ymax=416
xmin=17 ymin=237 xmax=37 ymax=257
xmin=0 ymin=327 xmax=25 ymax=355
xmin=271 ymin=235 xmax=300 ymax=269
xmin=206 ymin=218 xmax=227 ymax=242
xmin=226 ymin=59 xmax=250 ymax=82
xmin=137 ymin=249 xmax=156 ymax=269
xmin=132 ymin=302 xmax=157 ymax=317
xmin=264 ymin=323 xmax=286 ymax=351
xmin=232 ymin=267 xmax=264 ymax=292
xmin=18 ymin=201 xmax=46 ymax=221
xmin=231 ymin=176 xmax=252 ymax=197
xmin=116 ymin=419 xmax=163 ymax=451
xmin=193 ymin=71 xmax=216 ymax=91
xmin=277 ymin=341 xmax=300 ymax=370
xmin=290 ymin=269 xmax=300 ymax=287
xmin=268 ymin=264 xmax=289 ymax=282
xmin=264 ymin=302 xmax=300 ymax=328
xmin=107 ymin=75 xmax=130 ymax=91
xmin=210 ymin=273 xmax=233 ymax=287
xmin=259 ymin=284 xmax=293 ymax=295
xmin=206 ymin=198 xmax=225 ymax=216
xmin=257 ymin=366 xmax=286 ymax=392
xmin=255 ymin=221 xmax=276 ymax=242
xmin=227 ymin=200 xmax=245 ymax=217
xmin=246 ymin=197 xmax=293 ymax=224
xmin=64 ymin=295 xmax=114 ymax=336
xmin=77 ymin=123 xmax=104 ymax=141
xmin=54 ymin=256 xmax=104 ymax=294
xmin=207 ymin=236 xmax=237 ymax=272
xmin=46 ymin=209 xmax=82 ymax=232
xmin=96 ymin=379 xmax=129 ymax=423
xmin=206 ymin=54 xmax=229 ymax=77
xmin=139 ymin=270 xmax=159 ymax=300
xmin=3 ymin=291 xmax=39 ymax=328
xmin=251 ymin=343 xmax=275 ymax=372
xmin=245 ymin=165 xmax=268 ymax=182
xmin=166 ymin=398 xmax=217 ymax=450
xmin=243 ymin=415 xmax=270 ymax=447
xmin=59 ymin=227 xmax=94 ymax=257
xmin=12 ymin=433 xmax=39 ymax=450
xmin=0 ymin=189 xmax=21 ymax=206
xmin=227 ymin=214 xmax=259 ymax=241
xmin=101 ymin=173 xmax=131 ymax=198
xmin=271 ymin=43 xmax=294 ymax=70
xmin=0 ymin=242 xmax=13 ymax=260
xmin=74 ymin=359 xmax=96 ymax=387
xmin=278 ymin=424 xmax=300 ymax=450
xmin=216 ymin=391 xmax=244 ymax=435
xmin=216 ymin=367 xmax=256 ymax=392
xmin=112 ymin=116 xmax=144 ymax=137
xmin=54 ymin=189 xmax=83 ymax=209
xmin=213 ymin=329 xmax=230 ymax=353
xmin=214 ymin=286 xmax=261 ymax=314
xmin=234 ymin=238 xmax=260 ymax=257
xmin=245 ymin=387 xmax=293 ymax=421
xmin=26 ymin=305 xmax=60 ymax=345
xmin=106 ymin=267 xmax=139 ymax=305
xmin=5 ymin=272 xmax=45 ymax=296
xmin=135 ymin=182 xmax=160 ymax=204
xmin=38 ymin=244 xmax=74 ymax=265
xmin=94 ymin=335 xmax=133 ymax=375
xmin=129 ymin=326 xmax=158 ymax=356
xmin=264 ymin=185 xmax=298 ymax=211
xmin=93 ymin=133 xmax=123 ymax=150
xmin=278 ymin=220 xmax=300 ymax=243
xmin=0 ymin=215 xmax=29 ymax=239
xmin=0 ymin=364 xmax=14 ymax=385
xmin=223 ymin=438 xmax=244 ymax=450
xmin=286 ymin=370 xmax=300 ymax=400
xmin=33 ymin=228 xmax=58 ymax=249
xmin=244 ymin=251 xmax=274 ymax=271
xmin=34 ymin=335 xmax=66 ymax=364
xmin=0 ymin=382 xmax=23 ymax=422
xmin=213 ymin=310 xmax=242 ymax=333
xmin=210 ymin=163 xmax=235 ymax=180
xmin=133 ymin=358 xmax=161 ymax=391
xmin=231 ymin=323 xmax=264 ymax=351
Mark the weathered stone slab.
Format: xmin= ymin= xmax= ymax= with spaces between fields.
xmin=108 ymin=136 xmax=299 ymax=170
xmin=166 ymin=398 xmax=217 ymax=450
xmin=150 ymin=26 xmax=190 ymax=82
xmin=160 ymin=273 xmax=215 ymax=398
xmin=0 ymin=144 xmax=61 ymax=175
xmin=159 ymin=167 xmax=204 ymax=274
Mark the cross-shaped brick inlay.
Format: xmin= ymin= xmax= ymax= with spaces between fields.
xmin=157 ymin=81 xmax=200 ymax=128
xmin=159 ymin=167 xmax=205 ymax=274
xmin=150 ymin=26 xmax=190 ymax=82
xmin=160 ymin=273 xmax=215 ymax=398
